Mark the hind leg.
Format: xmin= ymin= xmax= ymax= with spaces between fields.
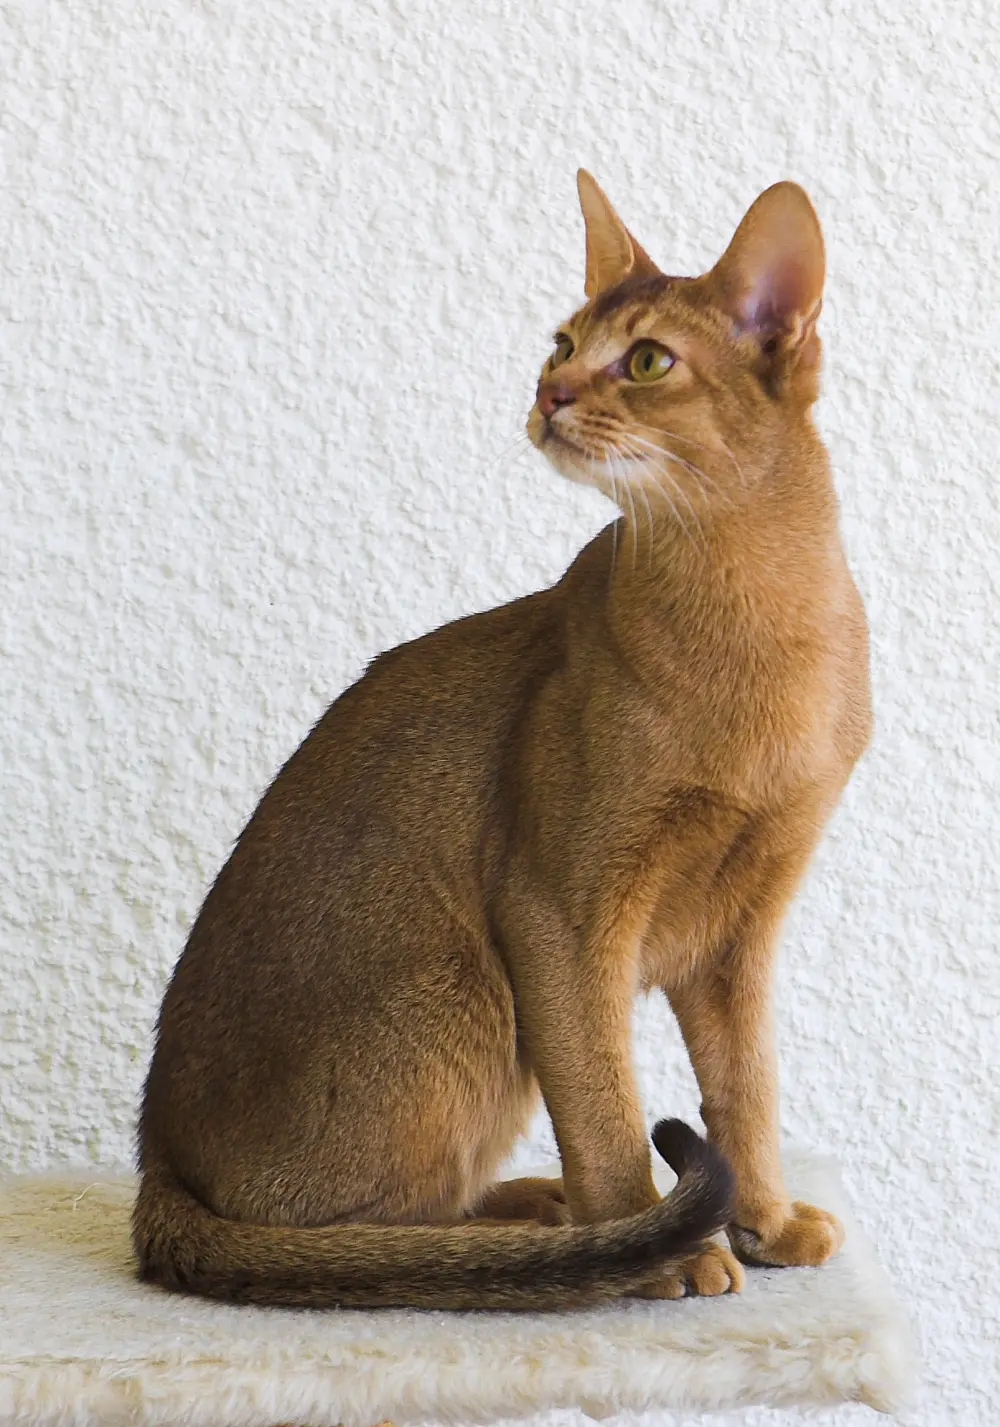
xmin=472 ymin=1176 xmax=571 ymax=1226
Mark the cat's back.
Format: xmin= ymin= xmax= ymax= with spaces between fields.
xmin=274 ymin=582 xmax=564 ymax=832
xmin=160 ymin=582 xmax=565 ymax=991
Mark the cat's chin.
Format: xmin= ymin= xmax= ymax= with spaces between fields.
xmin=527 ymin=408 xmax=639 ymax=503
xmin=528 ymin=418 xmax=610 ymax=492
xmin=540 ymin=438 xmax=597 ymax=489
xmin=548 ymin=445 xmax=628 ymax=505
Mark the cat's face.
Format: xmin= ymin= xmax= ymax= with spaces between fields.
xmin=527 ymin=173 xmax=826 ymax=516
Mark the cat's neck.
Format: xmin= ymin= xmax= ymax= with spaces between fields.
xmin=565 ymin=432 xmax=846 ymax=672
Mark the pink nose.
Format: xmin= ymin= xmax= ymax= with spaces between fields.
xmin=536 ymin=381 xmax=577 ymax=419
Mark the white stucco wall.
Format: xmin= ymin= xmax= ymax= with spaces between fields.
xmin=2 ymin=1 xmax=998 ymax=1423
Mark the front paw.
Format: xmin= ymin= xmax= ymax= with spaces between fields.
xmin=729 ymin=1200 xmax=844 ymax=1268
xmin=633 ymin=1241 xmax=745 ymax=1299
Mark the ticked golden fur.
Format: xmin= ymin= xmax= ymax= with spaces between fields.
xmin=133 ymin=172 xmax=871 ymax=1309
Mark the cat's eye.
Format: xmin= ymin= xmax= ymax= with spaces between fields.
xmin=627 ymin=341 xmax=675 ymax=383
xmin=550 ymin=334 xmax=574 ymax=369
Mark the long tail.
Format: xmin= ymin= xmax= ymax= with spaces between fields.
xmin=132 ymin=1119 xmax=733 ymax=1310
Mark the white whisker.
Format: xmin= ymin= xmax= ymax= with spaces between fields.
xmin=651 ymin=466 xmax=706 ymax=556
xmin=631 ymin=419 xmax=746 ymax=490
xmin=618 ymin=436 xmax=707 ymax=555
xmin=484 ymin=431 xmax=536 ymax=486
xmin=624 ymin=433 xmax=710 ymax=488
xmin=606 ymin=449 xmax=635 ymax=576
xmin=638 ymin=481 xmax=655 ymax=572
xmin=624 ymin=433 xmax=730 ymax=509
xmin=608 ymin=462 xmax=620 ymax=577
xmin=620 ymin=456 xmax=640 ymax=575
xmin=718 ymin=438 xmax=747 ymax=489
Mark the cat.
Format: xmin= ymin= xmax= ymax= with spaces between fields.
xmin=132 ymin=170 xmax=871 ymax=1310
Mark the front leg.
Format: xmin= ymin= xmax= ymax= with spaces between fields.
xmin=668 ymin=918 xmax=843 ymax=1269
xmin=500 ymin=892 xmax=658 ymax=1225
xmin=499 ymin=890 xmax=741 ymax=1298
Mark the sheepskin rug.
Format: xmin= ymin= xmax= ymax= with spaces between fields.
xmin=0 ymin=1153 xmax=912 ymax=1425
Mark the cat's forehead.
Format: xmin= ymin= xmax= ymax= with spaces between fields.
xmin=589 ymin=273 xmax=685 ymax=323
xmin=566 ymin=273 xmax=713 ymax=357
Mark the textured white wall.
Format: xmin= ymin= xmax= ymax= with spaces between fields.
xmin=1 ymin=1 xmax=997 ymax=1423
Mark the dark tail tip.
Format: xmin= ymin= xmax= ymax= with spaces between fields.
xmin=651 ymin=1116 xmax=706 ymax=1174
xmin=652 ymin=1117 xmax=737 ymax=1222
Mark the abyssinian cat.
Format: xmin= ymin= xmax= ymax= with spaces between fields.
xmin=133 ymin=171 xmax=871 ymax=1309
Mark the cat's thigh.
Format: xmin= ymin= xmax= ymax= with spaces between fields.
xmin=209 ymin=932 xmax=533 ymax=1228
xmin=309 ymin=938 xmax=536 ymax=1224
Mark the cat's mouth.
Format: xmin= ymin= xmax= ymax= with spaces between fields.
xmin=535 ymin=424 xmax=592 ymax=474
xmin=531 ymin=413 xmax=636 ymax=470
xmin=529 ymin=410 xmax=594 ymax=461
xmin=539 ymin=424 xmax=577 ymax=454
xmin=528 ymin=407 xmax=648 ymax=501
xmin=526 ymin=405 xmax=560 ymax=449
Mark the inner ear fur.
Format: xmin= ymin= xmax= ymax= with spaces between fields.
xmin=708 ymin=182 xmax=825 ymax=361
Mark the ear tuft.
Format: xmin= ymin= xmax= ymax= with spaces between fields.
xmin=709 ymin=182 xmax=825 ymax=354
xmin=577 ymin=169 xmax=660 ymax=300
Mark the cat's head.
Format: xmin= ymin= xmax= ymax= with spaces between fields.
xmin=527 ymin=172 xmax=826 ymax=514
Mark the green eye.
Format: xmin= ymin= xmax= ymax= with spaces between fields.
xmin=627 ymin=341 xmax=675 ymax=383
xmin=551 ymin=334 xmax=574 ymax=369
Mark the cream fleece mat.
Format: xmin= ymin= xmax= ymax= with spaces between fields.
xmin=0 ymin=1153 xmax=912 ymax=1426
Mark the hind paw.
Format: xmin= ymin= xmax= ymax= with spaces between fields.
xmin=634 ymin=1240 xmax=745 ymax=1299
xmin=473 ymin=1177 xmax=572 ymax=1226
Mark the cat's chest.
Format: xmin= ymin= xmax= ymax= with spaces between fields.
xmin=634 ymin=781 xmax=829 ymax=992
xmin=630 ymin=651 xmax=867 ymax=986
xmin=633 ymin=556 xmax=869 ymax=787
xmin=654 ymin=643 xmax=847 ymax=809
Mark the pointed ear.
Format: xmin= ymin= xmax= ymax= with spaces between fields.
xmin=577 ymin=169 xmax=660 ymax=299
xmin=709 ymin=182 xmax=825 ymax=356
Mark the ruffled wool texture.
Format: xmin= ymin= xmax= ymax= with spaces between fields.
xmin=0 ymin=1154 xmax=912 ymax=1427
